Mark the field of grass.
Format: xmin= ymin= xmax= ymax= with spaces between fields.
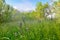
xmin=0 ymin=20 xmax=60 ymax=40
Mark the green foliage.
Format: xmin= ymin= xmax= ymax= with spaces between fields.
xmin=0 ymin=20 xmax=60 ymax=40
xmin=36 ymin=2 xmax=43 ymax=18
xmin=53 ymin=0 xmax=60 ymax=22
xmin=0 ymin=0 xmax=60 ymax=40
xmin=32 ymin=2 xmax=49 ymax=19
xmin=0 ymin=0 xmax=14 ymax=23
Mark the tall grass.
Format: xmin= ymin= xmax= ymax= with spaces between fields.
xmin=0 ymin=20 xmax=60 ymax=40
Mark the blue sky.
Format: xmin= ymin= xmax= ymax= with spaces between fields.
xmin=5 ymin=0 xmax=50 ymax=12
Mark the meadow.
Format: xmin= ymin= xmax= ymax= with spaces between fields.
xmin=0 ymin=19 xmax=60 ymax=40
xmin=0 ymin=0 xmax=60 ymax=40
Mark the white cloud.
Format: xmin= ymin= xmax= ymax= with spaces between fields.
xmin=13 ymin=2 xmax=36 ymax=12
xmin=6 ymin=0 xmax=37 ymax=12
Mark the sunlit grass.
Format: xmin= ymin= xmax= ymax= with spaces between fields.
xmin=0 ymin=20 xmax=60 ymax=40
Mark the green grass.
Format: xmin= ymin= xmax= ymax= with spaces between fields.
xmin=0 ymin=20 xmax=60 ymax=40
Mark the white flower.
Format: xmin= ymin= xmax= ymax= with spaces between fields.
xmin=47 ymin=14 xmax=52 ymax=19
xmin=47 ymin=13 xmax=56 ymax=19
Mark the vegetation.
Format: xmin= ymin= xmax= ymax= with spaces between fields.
xmin=0 ymin=0 xmax=60 ymax=40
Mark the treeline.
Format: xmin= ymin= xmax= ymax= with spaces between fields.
xmin=25 ymin=0 xmax=60 ymax=20
xmin=0 ymin=0 xmax=60 ymax=23
xmin=0 ymin=0 xmax=20 ymax=23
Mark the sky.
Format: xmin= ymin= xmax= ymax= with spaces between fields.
xmin=5 ymin=0 xmax=50 ymax=12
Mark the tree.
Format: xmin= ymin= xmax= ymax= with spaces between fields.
xmin=36 ymin=2 xmax=44 ymax=19
xmin=0 ymin=0 xmax=13 ymax=23
xmin=0 ymin=0 xmax=5 ymax=23
xmin=53 ymin=0 xmax=60 ymax=18
xmin=35 ymin=2 xmax=49 ymax=19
